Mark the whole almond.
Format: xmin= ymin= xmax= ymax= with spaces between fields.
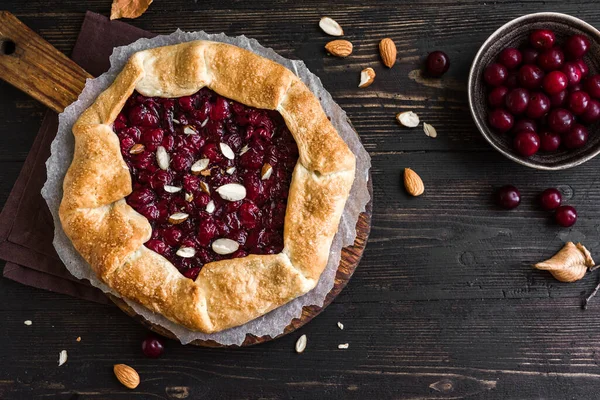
xmin=114 ymin=364 xmax=140 ymax=389
xmin=379 ymin=38 xmax=397 ymax=68
xmin=325 ymin=40 xmax=353 ymax=58
xmin=404 ymin=168 xmax=424 ymax=196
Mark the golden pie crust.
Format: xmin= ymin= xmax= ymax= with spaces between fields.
xmin=59 ymin=41 xmax=356 ymax=333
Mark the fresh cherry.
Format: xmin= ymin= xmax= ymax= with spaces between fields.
xmin=513 ymin=118 xmax=538 ymax=134
xmin=543 ymin=71 xmax=568 ymax=95
xmin=567 ymin=90 xmax=590 ymax=115
xmin=574 ymin=59 xmax=589 ymax=78
xmin=564 ymin=34 xmax=590 ymax=59
xmin=563 ymin=124 xmax=588 ymax=149
xmin=488 ymin=108 xmax=514 ymax=133
xmin=513 ymin=130 xmax=540 ymax=157
xmin=505 ymin=88 xmax=529 ymax=115
xmin=584 ymin=75 xmax=600 ymax=98
xmin=539 ymin=131 xmax=561 ymax=152
xmin=498 ymin=48 xmax=522 ymax=69
xmin=539 ymin=188 xmax=562 ymax=210
xmin=547 ymin=108 xmax=574 ymax=134
xmin=426 ymin=51 xmax=450 ymax=77
xmin=581 ymin=99 xmax=600 ymax=123
xmin=555 ymin=205 xmax=577 ymax=227
xmin=549 ymin=90 xmax=568 ymax=107
xmin=537 ymin=47 xmax=564 ymax=71
xmin=530 ymin=29 xmax=556 ymax=50
xmin=496 ymin=185 xmax=521 ymax=209
xmin=484 ymin=63 xmax=508 ymax=86
xmin=488 ymin=86 xmax=509 ymax=108
xmin=522 ymin=47 xmax=540 ymax=65
xmin=518 ymin=64 xmax=544 ymax=89
xmin=505 ymin=72 xmax=519 ymax=88
xmin=142 ymin=334 xmax=165 ymax=358
xmin=561 ymin=62 xmax=583 ymax=86
xmin=526 ymin=92 xmax=550 ymax=119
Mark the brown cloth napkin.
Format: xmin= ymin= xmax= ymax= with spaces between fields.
xmin=0 ymin=11 xmax=155 ymax=304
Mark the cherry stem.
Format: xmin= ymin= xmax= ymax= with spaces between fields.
xmin=582 ymin=275 xmax=600 ymax=310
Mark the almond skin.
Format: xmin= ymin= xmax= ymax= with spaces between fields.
xmin=114 ymin=364 xmax=140 ymax=389
xmin=325 ymin=40 xmax=353 ymax=57
xmin=379 ymin=38 xmax=397 ymax=68
xmin=404 ymin=168 xmax=424 ymax=196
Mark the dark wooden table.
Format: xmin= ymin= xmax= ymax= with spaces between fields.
xmin=2 ymin=1 xmax=600 ymax=398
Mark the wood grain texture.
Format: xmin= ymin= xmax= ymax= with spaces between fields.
xmin=3 ymin=0 xmax=600 ymax=398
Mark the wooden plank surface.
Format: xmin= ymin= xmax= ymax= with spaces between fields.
xmin=2 ymin=0 xmax=600 ymax=398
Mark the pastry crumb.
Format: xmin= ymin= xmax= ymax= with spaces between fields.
xmin=76 ymin=337 xmax=81 ymax=342
xmin=338 ymin=343 xmax=349 ymax=349
xmin=24 ymin=320 xmax=32 ymax=326
xmin=337 ymin=322 xmax=344 ymax=330
xmin=58 ymin=350 xmax=67 ymax=366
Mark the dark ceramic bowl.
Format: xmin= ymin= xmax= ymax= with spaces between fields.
xmin=468 ymin=12 xmax=600 ymax=170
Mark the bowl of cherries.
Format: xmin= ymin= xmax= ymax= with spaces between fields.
xmin=469 ymin=12 xmax=600 ymax=170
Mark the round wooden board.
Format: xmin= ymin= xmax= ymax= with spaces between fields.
xmin=110 ymin=175 xmax=372 ymax=347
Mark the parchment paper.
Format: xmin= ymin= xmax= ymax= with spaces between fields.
xmin=42 ymin=30 xmax=371 ymax=345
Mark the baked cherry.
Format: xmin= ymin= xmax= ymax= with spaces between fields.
xmin=488 ymin=108 xmax=514 ymax=133
xmin=539 ymin=131 xmax=561 ymax=152
xmin=530 ymin=29 xmax=555 ymax=50
xmin=142 ymin=334 xmax=165 ymax=358
xmin=540 ymin=188 xmax=562 ymax=210
xmin=426 ymin=51 xmax=450 ymax=77
xmin=484 ymin=63 xmax=508 ymax=86
xmin=564 ymin=34 xmax=590 ymax=59
xmin=547 ymin=108 xmax=574 ymax=134
xmin=498 ymin=48 xmax=522 ymax=69
xmin=522 ymin=47 xmax=540 ymax=65
xmin=537 ymin=47 xmax=564 ymax=71
xmin=581 ymin=99 xmax=600 ymax=123
xmin=518 ymin=64 xmax=544 ymax=89
xmin=567 ymin=90 xmax=590 ymax=115
xmin=543 ymin=71 xmax=568 ymax=94
xmin=496 ymin=185 xmax=521 ymax=209
xmin=526 ymin=92 xmax=550 ymax=119
xmin=584 ymin=75 xmax=600 ymax=98
xmin=505 ymin=88 xmax=529 ymax=115
xmin=488 ymin=86 xmax=509 ymax=108
xmin=555 ymin=205 xmax=577 ymax=227
xmin=563 ymin=124 xmax=588 ymax=149
xmin=513 ymin=130 xmax=540 ymax=157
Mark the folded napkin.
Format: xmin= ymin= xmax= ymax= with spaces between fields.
xmin=0 ymin=11 xmax=154 ymax=304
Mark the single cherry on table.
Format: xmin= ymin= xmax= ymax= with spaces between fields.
xmin=496 ymin=185 xmax=521 ymax=209
xmin=539 ymin=188 xmax=562 ymax=210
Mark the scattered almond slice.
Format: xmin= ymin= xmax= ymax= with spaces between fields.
xmin=261 ymin=163 xmax=273 ymax=180
xmin=156 ymin=146 xmax=170 ymax=170
xmin=206 ymin=200 xmax=216 ymax=214
xmin=110 ymin=0 xmax=153 ymax=20
xmin=129 ymin=143 xmax=145 ymax=154
xmin=423 ymin=122 xmax=437 ymax=138
xmin=183 ymin=125 xmax=198 ymax=135
xmin=200 ymin=168 xmax=212 ymax=177
xmin=337 ymin=322 xmax=344 ymax=330
xmin=185 ymin=192 xmax=194 ymax=202
xmin=295 ymin=334 xmax=307 ymax=353
xmin=176 ymin=247 xmax=196 ymax=258
xmin=201 ymin=118 xmax=209 ymax=128
xmin=76 ymin=337 xmax=81 ymax=342
xmin=359 ymin=67 xmax=376 ymax=88
xmin=319 ymin=17 xmax=343 ymax=36
xmin=338 ymin=343 xmax=349 ymax=349
xmin=212 ymin=238 xmax=239 ymax=255
xmin=199 ymin=181 xmax=211 ymax=194
xmin=24 ymin=320 xmax=32 ymax=326
xmin=239 ymin=145 xmax=250 ymax=155
xmin=191 ymin=158 xmax=210 ymax=174
xmin=58 ymin=350 xmax=67 ymax=366
xmin=226 ymin=167 xmax=236 ymax=175
xmin=216 ymin=183 xmax=246 ymax=201
xmin=172 ymin=119 xmax=180 ymax=124
xmin=169 ymin=212 xmax=189 ymax=225
xmin=164 ymin=185 xmax=182 ymax=193
xmin=220 ymin=143 xmax=235 ymax=160
xmin=396 ymin=111 xmax=420 ymax=128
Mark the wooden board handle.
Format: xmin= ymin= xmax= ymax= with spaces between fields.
xmin=0 ymin=11 xmax=92 ymax=113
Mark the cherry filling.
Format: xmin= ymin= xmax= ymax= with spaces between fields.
xmin=114 ymin=88 xmax=299 ymax=280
